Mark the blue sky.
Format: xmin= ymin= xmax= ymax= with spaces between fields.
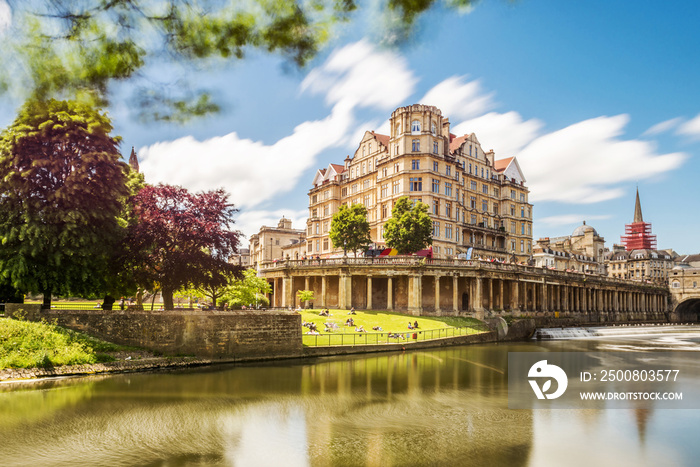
xmin=1 ymin=0 xmax=699 ymax=254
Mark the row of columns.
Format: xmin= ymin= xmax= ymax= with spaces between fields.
xmin=271 ymin=273 xmax=667 ymax=316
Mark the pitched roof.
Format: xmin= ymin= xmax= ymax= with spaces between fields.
xmin=449 ymin=134 xmax=468 ymax=153
xmin=370 ymin=131 xmax=390 ymax=148
xmin=494 ymin=157 xmax=514 ymax=172
xmin=330 ymin=163 xmax=345 ymax=174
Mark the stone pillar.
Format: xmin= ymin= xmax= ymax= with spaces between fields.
xmin=321 ymin=276 xmax=327 ymax=307
xmin=304 ymin=276 xmax=310 ymax=308
xmin=511 ymin=280 xmax=520 ymax=312
xmin=488 ymin=278 xmax=493 ymax=312
xmin=367 ymin=276 xmax=373 ymax=310
xmin=542 ymin=281 xmax=548 ymax=313
xmin=434 ymin=275 xmax=442 ymax=316
xmin=339 ymin=273 xmax=352 ymax=310
xmin=283 ymin=276 xmax=293 ymax=308
xmin=453 ymin=275 xmax=459 ymax=314
xmin=499 ymin=280 xmax=505 ymax=311
xmin=408 ymin=274 xmax=423 ymax=316
xmin=474 ymin=276 xmax=485 ymax=319
xmin=387 ymin=276 xmax=394 ymax=310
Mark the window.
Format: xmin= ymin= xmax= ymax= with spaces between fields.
xmin=470 ymin=181 xmax=477 ymax=191
xmin=364 ymin=179 xmax=370 ymax=189
xmin=470 ymin=196 xmax=476 ymax=208
xmin=520 ymin=193 xmax=526 ymax=202
xmin=323 ymin=205 xmax=329 ymax=216
xmin=412 ymin=120 xmax=421 ymax=133
xmin=482 ymin=184 xmax=488 ymax=194
xmin=481 ymin=168 xmax=484 ymax=178
xmin=511 ymin=190 xmax=516 ymax=200
xmin=511 ymin=240 xmax=516 ymax=251
xmin=316 ymin=239 xmax=320 ymax=252
xmin=362 ymin=146 xmax=365 ymax=157
xmin=446 ymin=202 xmax=452 ymax=218
xmin=511 ymin=204 xmax=516 ymax=216
xmin=471 ymin=214 xmax=477 ymax=224
xmin=323 ymin=238 xmax=329 ymax=250
xmin=446 ymin=224 xmax=453 ymax=239
xmin=362 ymin=162 xmax=366 ymax=174
xmin=341 ymin=187 xmax=347 ymax=197
xmin=312 ymin=194 xmax=317 ymax=204
xmin=482 ymin=200 xmax=488 ymax=212
xmin=324 ymin=190 xmax=329 ymax=200
xmin=412 ymin=159 xmax=420 ymax=170
xmin=510 ymin=222 xmax=516 ymax=234
xmin=323 ymin=221 xmax=329 ymax=233
xmin=394 ymin=163 xmax=400 ymax=173
xmin=382 ymin=204 xmax=388 ymax=218
xmin=494 ymin=188 xmax=499 ymax=197
xmin=433 ymin=161 xmax=439 ymax=171
xmin=393 ymin=181 xmax=400 ymax=194
xmin=352 ymin=184 xmax=358 ymax=194
xmin=446 ymin=166 xmax=451 ymax=177
xmin=409 ymin=177 xmax=422 ymax=191
xmin=412 ymin=139 xmax=420 ymax=152
xmin=364 ymin=195 xmax=370 ymax=206
xmin=382 ymin=167 xmax=388 ymax=177
xmin=433 ymin=141 xmax=438 ymax=154
xmin=445 ymin=182 xmax=452 ymax=196
xmin=521 ymin=207 xmax=525 ymax=218
xmin=493 ymin=203 xmax=498 ymax=214
xmin=520 ymin=240 xmax=524 ymax=253
xmin=308 ymin=242 xmax=313 ymax=252
xmin=369 ymin=143 xmax=372 ymax=154
xmin=431 ymin=121 xmax=437 ymax=134
xmin=433 ymin=221 xmax=440 ymax=237
xmin=469 ymin=163 xmax=472 ymax=174
xmin=315 ymin=223 xmax=320 ymax=234
xmin=432 ymin=179 xmax=440 ymax=193
xmin=381 ymin=184 xmax=388 ymax=198
xmin=521 ymin=223 xmax=525 ymax=235
xmin=312 ymin=208 xmax=317 ymax=217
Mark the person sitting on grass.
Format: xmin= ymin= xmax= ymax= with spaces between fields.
xmin=408 ymin=322 xmax=414 ymax=330
xmin=355 ymin=325 xmax=366 ymax=332
xmin=372 ymin=326 xmax=383 ymax=331
xmin=413 ymin=321 xmax=419 ymax=329
xmin=348 ymin=307 xmax=356 ymax=315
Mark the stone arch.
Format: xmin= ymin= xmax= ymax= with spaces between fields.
xmin=673 ymin=298 xmax=700 ymax=322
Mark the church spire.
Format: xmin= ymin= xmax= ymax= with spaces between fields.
xmin=633 ymin=187 xmax=643 ymax=223
xmin=129 ymin=146 xmax=140 ymax=173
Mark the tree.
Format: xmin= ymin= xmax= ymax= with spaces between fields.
xmin=297 ymin=290 xmax=315 ymax=308
xmin=125 ymin=184 xmax=243 ymax=310
xmin=0 ymin=98 xmax=130 ymax=308
xmin=383 ymin=196 xmax=432 ymax=254
xmin=329 ymin=203 xmax=372 ymax=257
xmin=223 ymin=268 xmax=272 ymax=308
xmin=0 ymin=1 xmax=474 ymax=121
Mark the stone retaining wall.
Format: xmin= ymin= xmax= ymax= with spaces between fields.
xmin=5 ymin=304 xmax=302 ymax=360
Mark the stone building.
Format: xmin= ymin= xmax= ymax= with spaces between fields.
xmin=604 ymin=190 xmax=673 ymax=285
xmin=534 ymin=221 xmax=606 ymax=273
xmin=249 ymin=217 xmax=305 ymax=269
xmin=229 ymin=248 xmax=251 ymax=267
xmin=306 ymin=104 xmax=533 ymax=261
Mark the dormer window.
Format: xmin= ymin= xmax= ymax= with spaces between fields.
xmin=411 ymin=120 xmax=421 ymax=134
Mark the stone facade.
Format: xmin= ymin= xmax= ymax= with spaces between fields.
xmin=249 ymin=217 xmax=305 ymax=268
xmin=669 ymin=264 xmax=700 ymax=321
xmin=306 ymin=104 xmax=533 ymax=261
xmin=534 ymin=221 xmax=605 ymax=273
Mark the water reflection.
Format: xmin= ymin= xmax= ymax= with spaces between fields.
xmin=0 ymin=330 xmax=699 ymax=466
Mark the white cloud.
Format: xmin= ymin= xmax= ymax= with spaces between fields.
xmin=301 ymin=39 xmax=416 ymax=110
xmin=234 ymin=209 xmax=308 ymax=244
xmin=140 ymin=41 xmax=418 ymax=210
xmin=419 ymin=76 xmax=495 ymax=121
xmin=0 ymin=1 xmax=10 ymax=32
xmin=643 ymin=117 xmax=683 ymax=136
xmin=140 ymin=101 xmax=355 ymax=209
xmin=537 ymin=214 xmax=612 ymax=227
xmin=677 ymin=113 xmax=700 ymax=138
xmin=452 ymin=111 xmax=543 ymax=156
xmin=516 ymin=115 xmax=688 ymax=204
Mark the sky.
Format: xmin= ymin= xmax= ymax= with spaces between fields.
xmin=1 ymin=0 xmax=699 ymax=254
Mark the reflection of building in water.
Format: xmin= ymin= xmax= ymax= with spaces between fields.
xmin=634 ymin=408 xmax=652 ymax=445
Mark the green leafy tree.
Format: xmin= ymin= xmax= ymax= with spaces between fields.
xmin=0 ymin=1 xmax=475 ymax=121
xmin=329 ymin=203 xmax=372 ymax=257
xmin=223 ymin=268 xmax=272 ymax=308
xmin=383 ymin=196 xmax=433 ymax=254
xmin=297 ymin=290 xmax=315 ymax=308
xmin=0 ymin=99 xmax=130 ymax=308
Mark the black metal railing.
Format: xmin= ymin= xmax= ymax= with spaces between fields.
xmin=302 ymin=325 xmax=489 ymax=347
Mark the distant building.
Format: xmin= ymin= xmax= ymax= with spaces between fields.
xmin=249 ymin=217 xmax=305 ymax=269
xmin=306 ymin=104 xmax=533 ymax=261
xmin=128 ymin=147 xmax=140 ymax=173
xmin=604 ymin=190 xmax=673 ymax=284
xmin=229 ymin=248 xmax=250 ymax=267
xmin=534 ymin=221 xmax=606 ymax=273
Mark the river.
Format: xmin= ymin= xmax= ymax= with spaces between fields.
xmin=1 ymin=325 xmax=700 ymax=466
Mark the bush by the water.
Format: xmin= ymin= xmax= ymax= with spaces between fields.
xmin=0 ymin=317 xmax=122 ymax=369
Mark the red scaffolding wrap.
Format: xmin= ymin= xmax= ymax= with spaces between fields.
xmin=621 ymin=221 xmax=657 ymax=251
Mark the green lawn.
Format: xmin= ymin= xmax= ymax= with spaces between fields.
xmin=0 ymin=317 xmax=129 ymax=369
xmin=300 ymin=309 xmax=487 ymax=347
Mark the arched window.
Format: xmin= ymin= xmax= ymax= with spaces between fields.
xmin=411 ymin=120 xmax=421 ymax=133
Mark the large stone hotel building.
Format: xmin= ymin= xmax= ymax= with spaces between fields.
xmin=306 ymin=104 xmax=533 ymax=262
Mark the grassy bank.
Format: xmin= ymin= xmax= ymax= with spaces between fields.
xmin=0 ymin=317 xmax=128 ymax=369
xmin=300 ymin=309 xmax=487 ymax=346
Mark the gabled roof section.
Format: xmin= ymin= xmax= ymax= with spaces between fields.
xmin=313 ymin=163 xmax=345 ymax=187
xmin=495 ymin=156 xmax=526 ymax=184
xmin=449 ymin=134 xmax=468 ymax=153
xmin=370 ymin=131 xmax=390 ymax=149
